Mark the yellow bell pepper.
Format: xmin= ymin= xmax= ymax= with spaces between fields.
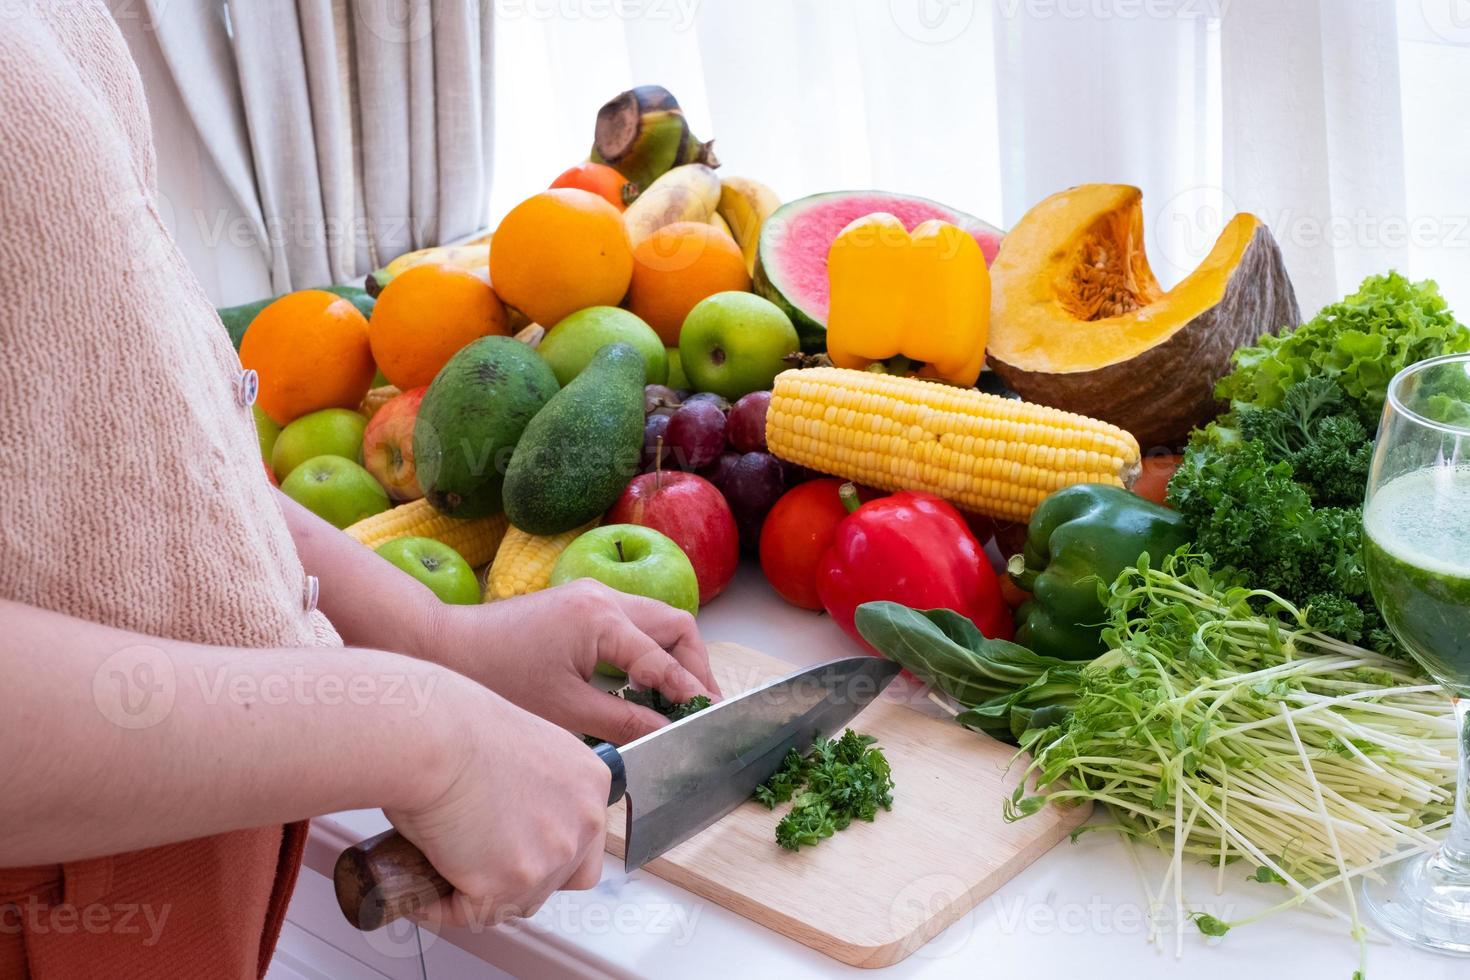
xmin=825 ymin=213 xmax=991 ymax=386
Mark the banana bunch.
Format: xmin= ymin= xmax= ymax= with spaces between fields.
xmin=623 ymin=164 xmax=722 ymax=247
xmin=366 ymin=238 xmax=489 ymax=296
xmin=624 ymin=166 xmax=781 ymax=264
xmin=715 ymin=177 xmax=780 ymax=275
xmin=591 ymin=85 xmax=718 ymax=191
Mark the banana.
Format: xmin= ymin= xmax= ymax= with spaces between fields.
xmin=716 ymin=177 xmax=780 ymax=275
xmin=622 ymin=163 xmax=722 ymax=247
xmin=590 ymin=85 xmax=718 ymax=190
xmin=367 ymin=242 xmax=489 ymax=296
xmin=708 ymin=211 xmax=734 ymax=241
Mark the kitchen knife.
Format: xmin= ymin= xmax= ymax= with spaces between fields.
xmin=334 ymin=655 xmax=900 ymax=930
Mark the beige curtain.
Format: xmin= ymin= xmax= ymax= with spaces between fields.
xmin=142 ymin=0 xmax=492 ymax=293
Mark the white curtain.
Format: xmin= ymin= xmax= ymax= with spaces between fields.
xmin=117 ymin=0 xmax=1468 ymax=316
xmin=1219 ymin=0 xmax=1409 ymax=314
xmin=489 ymin=0 xmax=1469 ymax=321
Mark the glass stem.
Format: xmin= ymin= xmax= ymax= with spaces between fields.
xmin=1443 ymin=698 xmax=1470 ymax=870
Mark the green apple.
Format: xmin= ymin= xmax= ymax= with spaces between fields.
xmin=539 ymin=306 xmax=667 ymax=386
xmin=281 ymin=455 xmax=389 ymax=529
xmin=679 ymin=292 xmax=798 ymax=400
xmin=665 ymin=347 xmax=689 ymax=390
xmin=375 ymin=537 xmax=481 ymax=604
xmin=253 ymin=405 xmax=280 ymax=463
xmin=272 ymin=408 xmax=367 ymax=481
xmin=550 ymin=524 xmax=700 ymax=678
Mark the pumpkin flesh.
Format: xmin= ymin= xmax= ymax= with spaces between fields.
xmin=988 ymin=184 xmax=1299 ymax=448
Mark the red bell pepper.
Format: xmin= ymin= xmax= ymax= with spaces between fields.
xmin=816 ymin=487 xmax=1012 ymax=651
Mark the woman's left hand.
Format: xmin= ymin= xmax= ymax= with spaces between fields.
xmin=277 ymin=493 xmax=720 ymax=743
xmin=416 ymin=578 xmax=722 ymax=745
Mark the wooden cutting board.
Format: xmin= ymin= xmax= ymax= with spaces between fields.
xmin=604 ymin=642 xmax=1090 ymax=968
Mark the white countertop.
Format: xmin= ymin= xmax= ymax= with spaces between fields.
xmin=308 ymin=565 xmax=1447 ymax=979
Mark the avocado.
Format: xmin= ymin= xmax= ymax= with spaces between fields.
xmin=503 ymin=343 xmax=645 ymax=535
xmin=217 ymin=283 xmax=376 ymax=350
xmin=414 ymin=336 xmax=560 ymax=518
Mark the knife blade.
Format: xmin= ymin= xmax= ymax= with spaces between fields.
xmin=605 ymin=655 xmax=900 ymax=870
xmin=334 ymin=655 xmax=900 ymax=930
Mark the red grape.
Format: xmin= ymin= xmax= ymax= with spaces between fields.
xmin=684 ymin=391 xmax=731 ymax=414
xmin=644 ymin=384 xmax=681 ymax=417
xmin=722 ymin=451 xmax=787 ymax=551
xmin=666 ymin=400 xmax=727 ymax=470
xmin=640 ymin=413 xmax=671 ymax=471
xmin=699 ymin=450 xmax=741 ymax=491
xmin=727 ymin=391 xmax=771 ymax=453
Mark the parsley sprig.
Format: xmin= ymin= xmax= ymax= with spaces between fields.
xmin=582 ymin=689 xmax=711 ymax=746
xmin=754 ymin=730 xmax=894 ymax=851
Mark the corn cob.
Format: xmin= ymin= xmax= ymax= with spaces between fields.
xmin=361 ymin=384 xmax=402 ymax=419
xmin=766 ymin=367 xmax=1141 ymax=523
xmin=345 ymin=498 xmax=508 ymax=568
xmin=485 ymin=520 xmax=598 ymax=601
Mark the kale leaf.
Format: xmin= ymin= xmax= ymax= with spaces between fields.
xmin=1233 ymin=377 xmax=1373 ymax=508
xmin=1166 ymin=419 xmax=1391 ymax=650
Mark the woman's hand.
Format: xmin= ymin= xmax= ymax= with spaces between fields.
xmin=422 ymin=579 xmax=722 ymax=745
xmin=278 ymin=495 xmax=720 ymax=743
xmin=386 ymin=678 xmax=613 ymax=926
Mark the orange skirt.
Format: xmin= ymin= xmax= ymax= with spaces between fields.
xmin=0 ymin=823 xmax=304 ymax=980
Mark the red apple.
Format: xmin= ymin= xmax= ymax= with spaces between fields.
xmin=606 ymin=471 xmax=738 ymax=605
xmin=362 ymin=387 xmax=427 ymax=501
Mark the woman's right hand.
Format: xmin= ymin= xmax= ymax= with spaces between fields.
xmin=384 ymin=677 xmax=613 ymax=927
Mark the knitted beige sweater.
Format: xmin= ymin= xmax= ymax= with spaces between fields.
xmin=0 ymin=5 xmax=337 ymax=975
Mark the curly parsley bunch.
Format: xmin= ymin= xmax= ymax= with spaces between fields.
xmin=1167 ymin=272 xmax=1470 ymax=653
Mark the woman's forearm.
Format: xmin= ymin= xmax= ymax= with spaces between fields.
xmin=0 ymin=597 xmax=479 ymax=866
xmin=277 ymin=491 xmax=438 ymax=660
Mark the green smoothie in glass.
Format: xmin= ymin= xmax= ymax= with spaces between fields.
xmin=1364 ymin=465 xmax=1470 ymax=698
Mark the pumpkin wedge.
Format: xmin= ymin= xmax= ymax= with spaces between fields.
xmin=987 ymin=184 xmax=1299 ymax=449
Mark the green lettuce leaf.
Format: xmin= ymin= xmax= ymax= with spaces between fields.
xmin=1216 ymin=271 xmax=1470 ymax=425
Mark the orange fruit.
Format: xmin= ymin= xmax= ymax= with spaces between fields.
xmin=549 ymin=162 xmax=636 ymax=211
xmin=489 ymin=188 xmax=633 ymax=327
xmin=240 ymin=290 xmax=375 ymax=425
xmin=626 ymin=221 xmax=752 ymax=345
xmin=369 ymin=264 xmax=506 ymax=389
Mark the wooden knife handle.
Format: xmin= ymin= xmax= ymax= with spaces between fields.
xmin=334 ymin=829 xmax=452 ymax=931
xmin=335 ymin=745 xmax=627 ymax=931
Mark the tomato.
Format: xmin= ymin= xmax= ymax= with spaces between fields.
xmin=1132 ymin=453 xmax=1183 ymax=507
xmin=759 ymin=479 xmax=875 ymax=610
xmin=549 ymin=162 xmax=637 ymax=211
xmin=999 ymin=575 xmax=1031 ymax=610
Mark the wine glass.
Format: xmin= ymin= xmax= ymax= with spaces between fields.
xmin=1361 ymin=352 xmax=1470 ymax=953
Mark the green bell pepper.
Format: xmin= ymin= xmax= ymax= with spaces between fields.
xmin=1007 ymin=484 xmax=1190 ymax=660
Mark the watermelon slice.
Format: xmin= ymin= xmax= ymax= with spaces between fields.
xmin=754 ymin=190 xmax=1004 ymax=351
